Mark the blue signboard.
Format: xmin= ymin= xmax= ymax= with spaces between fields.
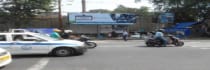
xmin=159 ymin=13 xmax=174 ymax=23
xmin=68 ymin=13 xmax=137 ymax=25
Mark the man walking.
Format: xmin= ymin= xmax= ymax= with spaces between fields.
xmin=122 ymin=30 xmax=128 ymax=41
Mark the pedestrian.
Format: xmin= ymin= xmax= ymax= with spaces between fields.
xmin=122 ymin=30 xmax=128 ymax=41
xmin=50 ymin=28 xmax=62 ymax=39
xmin=108 ymin=32 xmax=112 ymax=39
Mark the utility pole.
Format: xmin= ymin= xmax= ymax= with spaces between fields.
xmin=58 ymin=0 xmax=63 ymax=29
xmin=82 ymin=0 xmax=86 ymax=13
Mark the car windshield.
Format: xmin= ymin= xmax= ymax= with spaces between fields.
xmin=34 ymin=33 xmax=58 ymax=41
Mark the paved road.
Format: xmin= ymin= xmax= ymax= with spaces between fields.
xmin=2 ymin=40 xmax=210 ymax=70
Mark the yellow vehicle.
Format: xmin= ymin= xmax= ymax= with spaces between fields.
xmin=0 ymin=48 xmax=12 ymax=68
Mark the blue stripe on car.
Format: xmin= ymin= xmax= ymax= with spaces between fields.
xmin=0 ymin=43 xmax=78 ymax=46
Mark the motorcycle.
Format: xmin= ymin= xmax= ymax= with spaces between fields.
xmin=78 ymin=35 xmax=97 ymax=49
xmin=145 ymin=35 xmax=184 ymax=47
xmin=63 ymin=33 xmax=97 ymax=49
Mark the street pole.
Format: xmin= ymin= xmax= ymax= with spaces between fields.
xmin=82 ymin=0 xmax=86 ymax=13
xmin=58 ymin=0 xmax=63 ymax=29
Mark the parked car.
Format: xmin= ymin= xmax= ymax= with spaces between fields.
xmin=130 ymin=32 xmax=141 ymax=39
xmin=0 ymin=48 xmax=12 ymax=68
xmin=0 ymin=32 xmax=87 ymax=57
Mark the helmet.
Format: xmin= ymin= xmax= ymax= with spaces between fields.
xmin=64 ymin=30 xmax=73 ymax=33
xmin=53 ymin=28 xmax=61 ymax=32
xmin=158 ymin=29 xmax=165 ymax=32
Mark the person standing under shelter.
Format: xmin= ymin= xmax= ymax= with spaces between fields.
xmin=122 ymin=30 xmax=128 ymax=41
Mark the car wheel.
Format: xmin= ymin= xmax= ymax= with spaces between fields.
xmin=53 ymin=48 xmax=75 ymax=57
xmin=0 ymin=66 xmax=5 ymax=69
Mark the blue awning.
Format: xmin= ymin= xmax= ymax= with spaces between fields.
xmin=172 ymin=22 xmax=197 ymax=28
xmin=164 ymin=22 xmax=197 ymax=37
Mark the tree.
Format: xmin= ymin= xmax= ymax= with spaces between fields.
xmin=149 ymin=0 xmax=210 ymax=23
xmin=0 ymin=0 xmax=56 ymax=28
xmin=113 ymin=5 xmax=128 ymax=13
xmin=113 ymin=5 xmax=151 ymax=16
xmin=88 ymin=9 xmax=111 ymax=13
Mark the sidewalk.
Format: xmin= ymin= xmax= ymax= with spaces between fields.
xmin=92 ymin=36 xmax=210 ymax=40
xmin=183 ymin=37 xmax=210 ymax=40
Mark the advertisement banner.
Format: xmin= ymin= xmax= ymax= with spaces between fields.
xmin=68 ymin=13 xmax=137 ymax=25
xmin=159 ymin=13 xmax=174 ymax=24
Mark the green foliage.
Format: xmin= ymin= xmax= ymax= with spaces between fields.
xmin=0 ymin=0 xmax=56 ymax=28
xmin=150 ymin=0 xmax=210 ymax=22
xmin=88 ymin=5 xmax=151 ymax=17
xmin=113 ymin=5 xmax=151 ymax=16
xmin=89 ymin=9 xmax=111 ymax=13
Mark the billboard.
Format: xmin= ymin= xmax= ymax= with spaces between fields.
xmin=68 ymin=13 xmax=137 ymax=25
xmin=159 ymin=13 xmax=174 ymax=23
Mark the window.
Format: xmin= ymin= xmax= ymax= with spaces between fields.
xmin=0 ymin=35 xmax=6 ymax=41
xmin=12 ymin=35 xmax=24 ymax=41
xmin=13 ymin=30 xmax=25 ymax=33
xmin=12 ymin=34 xmax=45 ymax=41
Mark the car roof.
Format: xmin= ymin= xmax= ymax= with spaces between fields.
xmin=0 ymin=32 xmax=36 ymax=35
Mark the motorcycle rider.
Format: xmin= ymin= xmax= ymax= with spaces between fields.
xmin=50 ymin=28 xmax=62 ymax=39
xmin=154 ymin=29 xmax=167 ymax=47
xmin=79 ymin=34 xmax=89 ymax=42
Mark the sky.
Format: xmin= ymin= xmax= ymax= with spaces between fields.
xmin=58 ymin=0 xmax=154 ymax=14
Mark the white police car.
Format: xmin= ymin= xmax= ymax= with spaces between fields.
xmin=0 ymin=32 xmax=87 ymax=57
xmin=0 ymin=48 xmax=12 ymax=68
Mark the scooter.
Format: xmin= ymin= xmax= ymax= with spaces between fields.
xmin=64 ymin=33 xmax=97 ymax=49
xmin=78 ymin=36 xmax=97 ymax=49
xmin=145 ymin=35 xmax=184 ymax=47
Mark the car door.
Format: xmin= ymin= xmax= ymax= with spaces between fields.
xmin=11 ymin=34 xmax=50 ymax=54
xmin=0 ymin=34 xmax=12 ymax=52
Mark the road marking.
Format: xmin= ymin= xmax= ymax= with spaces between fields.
xmin=191 ymin=46 xmax=199 ymax=47
xmin=185 ymin=41 xmax=210 ymax=48
xmin=27 ymin=58 xmax=49 ymax=70
xmin=200 ymin=48 xmax=210 ymax=50
xmin=185 ymin=42 xmax=202 ymax=47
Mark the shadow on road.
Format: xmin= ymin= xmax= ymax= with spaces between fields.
xmin=136 ymin=45 xmax=177 ymax=48
xmin=12 ymin=54 xmax=51 ymax=59
xmin=11 ymin=54 xmax=80 ymax=59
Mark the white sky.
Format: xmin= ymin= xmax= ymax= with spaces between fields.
xmin=58 ymin=0 xmax=154 ymax=14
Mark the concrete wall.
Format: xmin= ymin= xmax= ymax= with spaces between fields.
xmin=69 ymin=24 xmax=98 ymax=34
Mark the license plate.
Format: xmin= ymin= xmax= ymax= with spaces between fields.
xmin=0 ymin=55 xmax=10 ymax=62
